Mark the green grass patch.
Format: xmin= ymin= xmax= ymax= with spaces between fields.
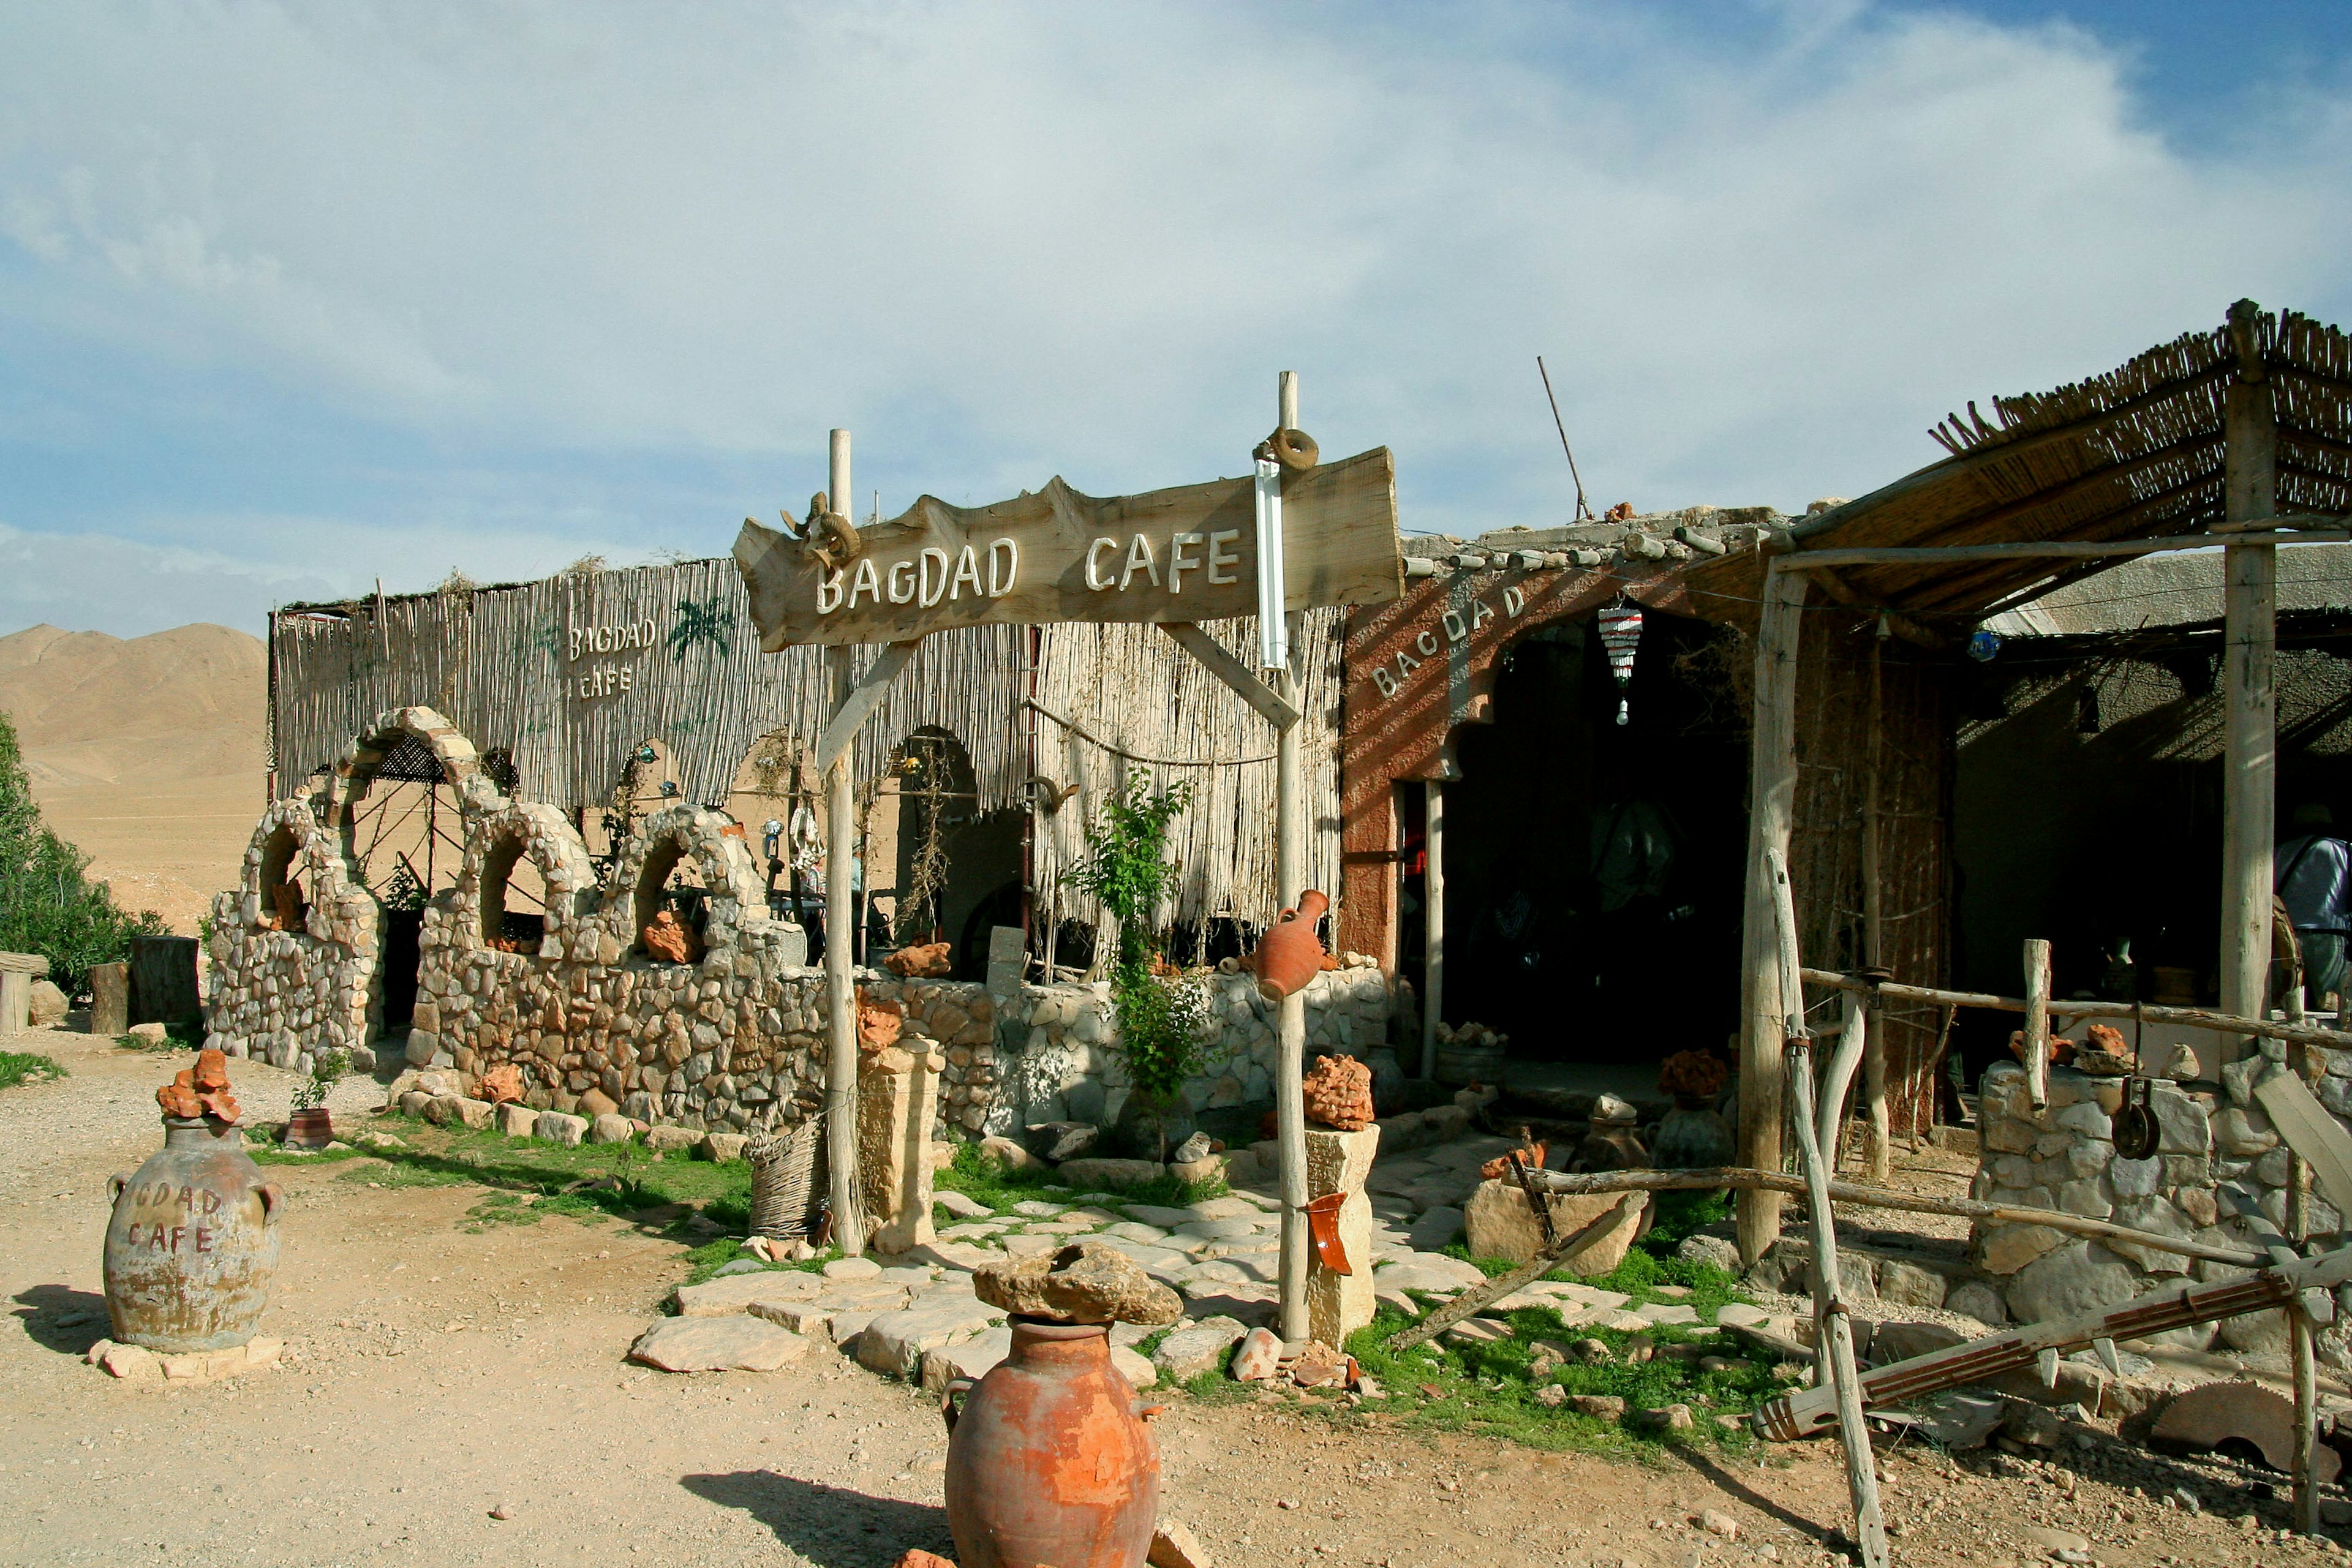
xmin=932 ymin=1139 xmax=1232 ymax=1223
xmin=461 ymin=1189 xmax=612 ymax=1232
xmin=0 ymin=1050 xmax=64 ymax=1090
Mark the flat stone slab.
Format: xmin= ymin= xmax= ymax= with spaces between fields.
xmin=1121 ymin=1204 xmax=1201 ymax=1229
xmin=1187 ymin=1197 xmax=1264 ymax=1220
xmin=1175 ymin=1217 xmax=1265 ymax=1241
xmin=1442 ymin=1317 xmax=1514 ymax=1346
xmin=911 ymin=1242 xmax=1003 ymax=1272
xmin=672 ymin=1271 xmax=824 ymax=1316
xmin=919 ymin=1325 xmax=1013 ymax=1393
xmin=1374 ymin=1254 xmax=1488 ymax=1294
xmin=1152 ymin=1316 xmax=1248 ymax=1380
xmin=1010 ymin=1200 xmax=1068 ymax=1217
xmin=1112 ymin=1344 xmax=1158 ymax=1390
xmin=1531 ymin=1282 xmax=1632 ymax=1310
xmin=1635 ymin=1303 xmax=1702 ymax=1327
xmin=1087 ymin=1237 xmax=1194 ymax=1273
xmin=1103 ymin=1222 xmax=1171 ymax=1244
xmin=1407 ymin=1206 xmax=1465 ymax=1251
xmin=940 ymin=1222 xmax=1007 ymax=1240
xmin=935 ymin=1191 xmax=994 ymax=1221
xmin=1905 ymin=1390 xmax=2008 ymax=1451
xmin=630 ymin=1316 xmax=809 ymax=1373
xmin=855 ymin=1300 xmax=1006 ymax=1378
xmin=824 ymin=1257 xmax=884 ymax=1282
xmin=1001 ymin=1234 xmax=1063 ymax=1258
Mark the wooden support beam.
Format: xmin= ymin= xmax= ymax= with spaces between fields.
xmin=1787 ymin=527 xmax=2343 ymax=570
xmin=2221 ymin=323 xmax=2280 ymax=1065
xmin=1798 ymin=967 xmax=2352 ymax=1049
xmin=823 ymin=429 xmax=867 ymax=1258
xmin=1422 ymin=782 xmax=1444 ymax=1080
xmin=2022 ymin=939 xmax=2052 ymax=1110
xmin=1525 ymin=1166 xmax=2266 ymax=1268
xmin=1781 ymin=562 xmax=1944 ymax=648
xmin=1158 ymin=622 xmax=1299 ymax=729
xmin=1738 ymin=564 xmax=1806 ymax=1264
xmin=813 ymin=639 xmax=922 ymax=774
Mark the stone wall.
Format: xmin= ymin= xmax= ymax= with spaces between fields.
xmin=204 ymin=798 xmax=383 ymax=1073
xmin=1970 ymin=1052 xmax=2350 ymax=1360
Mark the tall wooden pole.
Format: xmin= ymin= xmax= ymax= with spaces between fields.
xmin=1861 ymin=624 xmax=1891 ymax=1177
xmin=1420 ymin=783 xmax=1445 ymax=1080
xmin=825 ymin=427 xmax=865 ymax=1257
xmin=1273 ymin=370 xmax=1311 ymax=1344
xmin=2221 ymin=300 xmax=2277 ymax=1065
xmin=1737 ymin=559 xmax=1806 ymax=1263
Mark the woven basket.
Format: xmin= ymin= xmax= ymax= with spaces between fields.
xmin=745 ymin=1118 xmax=823 ymax=1239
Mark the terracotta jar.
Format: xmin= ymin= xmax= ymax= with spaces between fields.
xmin=103 ymin=1117 xmax=284 ymax=1351
xmin=1250 ymin=889 xmax=1331 ymax=1003
xmin=943 ymin=1319 xmax=1162 ymax=1568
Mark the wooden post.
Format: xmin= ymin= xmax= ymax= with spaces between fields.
xmin=1861 ymin=624 xmax=1891 ymax=1178
xmin=1273 ymin=368 xmax=1311 ymax=1346
xmin=1420 ymin=781 xmax=1444 ymax=1080
xmin=89 ymin=962 xmax=128 ymax=1037
xmin=1772 ymin=864 xmax=1887 ymax=1568
xmin=2222 ymin=302 xmax=2277 ymax=1063
xmin=2022 ymin=938 xmax=2052 ymax=1110
xmin=1738 ymin=560 xmax=1806 ymax=1263
xmin=824 ymin=427 xmax=866 ymax=1257
xmin=2291 ymin=1150 xmax=2321 ymax=1534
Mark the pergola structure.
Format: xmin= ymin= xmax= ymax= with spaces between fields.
xmin=1691 ymin=300 xmax=2352 ymax=1261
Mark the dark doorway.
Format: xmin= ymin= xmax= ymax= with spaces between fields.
xmin=1434 ymin=609 xmax=1748 ymax=1063
xmin=381 ymin=908 xmax=424 ymax=1028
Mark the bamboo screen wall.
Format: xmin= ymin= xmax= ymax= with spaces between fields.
xmin=270 ymin=561 xmax=1340 ymax=929
xmin=1786 ymin=607 xmax=1955 ymax=1141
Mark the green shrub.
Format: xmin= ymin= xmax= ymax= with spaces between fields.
xmin=0 ymin=712 xmax=167 ymax=992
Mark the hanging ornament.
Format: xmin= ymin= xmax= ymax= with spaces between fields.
xmin=1598 ymin=600 xmax=1644 ymax=726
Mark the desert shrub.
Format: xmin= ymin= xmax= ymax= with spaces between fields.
xmin=0 ymin=711 xmax=167 ymax=992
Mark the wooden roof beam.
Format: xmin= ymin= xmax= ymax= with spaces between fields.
xmin=1776 ymin=563 xmax=1947 ymax=648
xmin=1893 ymin=470 xmax=2223 ymax=613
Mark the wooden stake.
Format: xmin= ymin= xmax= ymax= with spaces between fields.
xmin=2291 ymin=1151 xmax=2321 ymax=1535
xmin=1739 ymin=562 xmax=1806 ymax=1264
xmin=1776 ymin=902 xmax=1887 ymax=1567
xmin=824 ymin=427 xmax=865 ymax=1258
xmin=2022 ymin=939 xmax=2052 ymax=1110
xmin=1422 ymin=780 xmax=1445 ymax=1081
xmin=1821 ymin=989 xmax=1868 ymax=1173
xmin=2221 ymin=337 xmax=2278 ymax=1064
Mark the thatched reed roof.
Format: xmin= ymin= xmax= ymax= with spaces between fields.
xmin=1687 ymin=302 xmax=2352 ymax=624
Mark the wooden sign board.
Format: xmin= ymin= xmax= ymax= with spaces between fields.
xmin=734 ymin=447 xmax=1402 ymax=650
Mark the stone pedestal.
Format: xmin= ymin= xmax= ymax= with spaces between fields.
xmin=860 ymin=1035 xmax=945 ymax=1254
xmin=1303 ymin=1123 xmax=1381 ymax=1348
xmin=1 ymin=951 xmax=47 ymax=1036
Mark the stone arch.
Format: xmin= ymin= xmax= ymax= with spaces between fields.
xmin=205 ymin=797 xmax=383 ymax=1070
xmin=237 ymin=798 xmax=361 ymax=940
xmin=453 ymin=802 xmax=599 ymax=956
xmin=603 ymin=804 xmax=771 ymax=958
xmin=323 ymin=706 xmax=501 ymax=856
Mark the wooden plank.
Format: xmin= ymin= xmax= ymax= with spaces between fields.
xmin=1387 ymin=1193 xmax=1645 ymax=1350
xmin=1784 ymin=529 xmax=2347 ymax=568
xmin=1158 ymin=622 xmax=1299 ymax=728
xmin=2255 ymin=1069 xmax=2352 ymax=1220
xmin=1423 ymin=781 xmax=1445 ymax=1080
xmin=813 ymin=639 xmax=922 ymax=774
xmin=734 ymin=447 xmax=1403 ymax=649
xmin=1737 ymin=563 xmax=1806 ymax=1264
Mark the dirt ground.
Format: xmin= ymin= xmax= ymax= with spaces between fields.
xmin=4 ymin=1029 xmax=2349 ymax=1568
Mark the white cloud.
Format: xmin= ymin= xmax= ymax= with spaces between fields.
xmin=0 ymin=0 xmax=2346 ymax=618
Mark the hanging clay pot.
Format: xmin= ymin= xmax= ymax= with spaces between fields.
xmin=1249 ymin=889 xmax=1331 ymax=1003
xmin=942 ymin=1319 xmax=1162 ymax=1568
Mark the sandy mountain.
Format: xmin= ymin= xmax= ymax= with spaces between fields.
xmin=1 ymin=622 xmax=268 ymax=935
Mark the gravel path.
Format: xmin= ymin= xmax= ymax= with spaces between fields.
xmin=5 ymin=1027 xmax=2347 ymax=1568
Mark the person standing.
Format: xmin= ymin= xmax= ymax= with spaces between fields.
xmin=2276 ymin=803 xmax=2352 ymax=1012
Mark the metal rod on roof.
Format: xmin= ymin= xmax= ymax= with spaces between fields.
xmin=1537 ymin=356 xmax=1594 ymax=522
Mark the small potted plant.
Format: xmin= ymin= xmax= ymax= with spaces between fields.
xmin=287 ymin=1048 xmax=349 ymax=1149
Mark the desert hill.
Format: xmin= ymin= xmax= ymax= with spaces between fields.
xmin=0 ymin=622 xmax=268 ymax=935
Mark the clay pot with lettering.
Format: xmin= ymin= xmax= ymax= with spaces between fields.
xmin=103 ymin=1117 xmax=284 ymax=1351
xmin=1249 ymin=889 xmax=1331 ymax=1003
xmin=942 ymin=1319 xmax=1163 ymax=1568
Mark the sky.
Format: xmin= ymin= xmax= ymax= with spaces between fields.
xmin=2 ymin=1 xmax=2348 ymax=639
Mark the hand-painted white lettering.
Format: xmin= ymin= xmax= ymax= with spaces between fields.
xmin=888 ymin=560 xmax=917 ymax=605
xmin=987 ymin=538 xmax=1019 ymax=597
xmin=817 ymin=570 xmax=845 ymax=614
xmin=1470 ymin=600 xmax=1495 ymax=632
xmin=1504 ymin=586 xmax=1525 ymax=616
xmin=919 ymin=547 xmax=951 ymax=608
xmin=1167 ymin=532 xmax=1205 ymax=594
xmin=1120 ymin=533 xmax=1160 ymax=591
xmin=949 ymin=546 xmax=983 ymax=600
xmin=849 ymin=557 xmax=883 ymax=608
xmin=1416 ymin=630 xmax=1441 ymax=657
xmin=1442 ymin=610 xmax=1468 ymax=643
xmin=1371 ymin=666 xmax=1399 ymax=698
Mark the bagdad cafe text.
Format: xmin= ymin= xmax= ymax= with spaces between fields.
xmin=733 ymin=446 xmax=1403 ymax=649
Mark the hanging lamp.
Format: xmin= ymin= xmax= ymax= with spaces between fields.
xmin=1598 ymin=599 xmax=1644 ymax=725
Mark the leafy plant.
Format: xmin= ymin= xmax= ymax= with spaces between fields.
xmin=290 ymin=1048 xmax=349 ymax=1111
xmin=0 ymin=712 xmax=167 ymax=992
xmin=1063 ymin=771 xmax=1208 ymax=1154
